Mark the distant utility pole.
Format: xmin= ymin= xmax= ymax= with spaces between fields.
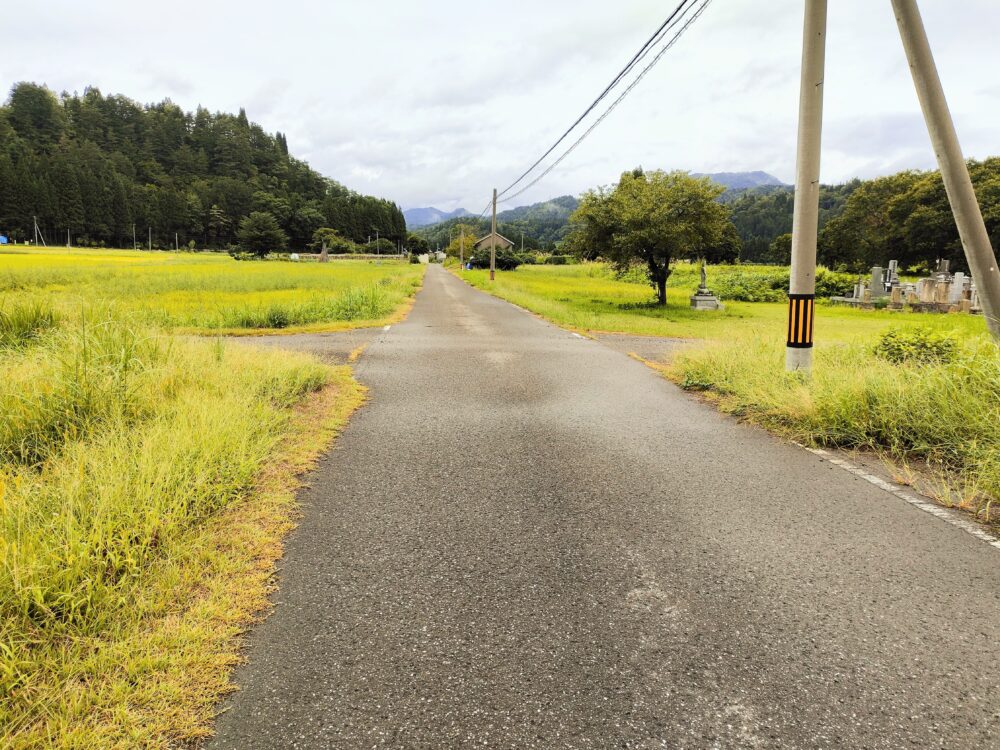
xmin=132 ymin=223 xmax=137 ymax=250
xmin=521 ymin=231 xmax=524 ymax=253
xmin=175 ymin=232 xmax=179 ymax=251
xmin=891 ymin=0 xmax=1000 ymax=340
xmin=490 ymin=188 xmax=497 ymax=281
xmin=460 ymin=225 xmax=465 ymax=269
xmin=67 ymin=228 xmax=71 ymax=248
xmin=33 ymin=216 xmax=47 ymax=246
xmin=376 ymin=229 xmax=380 ymax=256
xmin=785 ymin=0 xmax=827 ymax=373
xmin=148 ymin=226 xmax=152 ymax=252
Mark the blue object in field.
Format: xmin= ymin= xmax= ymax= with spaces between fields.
xmin=0 ymin=235 xmax=8 ymax=245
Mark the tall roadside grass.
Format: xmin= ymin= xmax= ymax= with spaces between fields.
xmin=671 ymin=332 xmax=1000 ymax=518
xmin=0 ymin=308 xmax=350 ymax=744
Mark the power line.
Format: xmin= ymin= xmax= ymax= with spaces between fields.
xmin=498 ymin=0 xmax=713 ymax=206
xmin=496 ymin=0 xmax=697 ymax=201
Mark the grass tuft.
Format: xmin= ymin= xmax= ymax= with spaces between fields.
xmin=0 ymin=302 xmax=58 ymax=349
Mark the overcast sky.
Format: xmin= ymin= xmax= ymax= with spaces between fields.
xmin=5 ymin=1 xmax=1000 ymax=211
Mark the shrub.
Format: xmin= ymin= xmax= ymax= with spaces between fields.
xmin=815 ymin=269 xmax=856 ymax=298
xmin=469 ymin=248 xmax=521 ymax=271
xmin=877 ymin=326 xmax=958 ymax=364
xmin=545 ymin=255 xmax=570 ymax=265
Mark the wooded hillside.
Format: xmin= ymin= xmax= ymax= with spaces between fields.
xmin=0 ymin=82 xmax=406 ymax=249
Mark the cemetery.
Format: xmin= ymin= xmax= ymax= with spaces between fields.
xmin=831 ymin=259 xmax=984 ymax=315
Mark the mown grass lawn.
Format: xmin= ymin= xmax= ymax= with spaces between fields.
xmin=457 ymin=262 xmax=989 ymax=343
xmin=0 ymin=248 xmax=407 ymax=746
xmin=1 ymin=247 xmax=425 ymax=333
xmin=457 ymin=261 xmax=1000 ymax=522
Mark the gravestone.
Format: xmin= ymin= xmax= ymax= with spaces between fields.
xmin=949 ymin=272 xmax=966 ymax=303
xmin=870 ymin=266 xmax=888 ymax=297
xmin=918 ymin=279 xmax=936 ymax=304
xmin=934 ymin=280 xmax=951 ymax=305
xmin=886 ymin=260 xmax=902 ymax=290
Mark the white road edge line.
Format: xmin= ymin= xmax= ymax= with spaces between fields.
xmin=800 ymin=445 xmax=1000 ymax=551
xmin=571 ymin=332 xmax=584 ymax=339
xmin=383 ymin=325 xmax=391 ymax=332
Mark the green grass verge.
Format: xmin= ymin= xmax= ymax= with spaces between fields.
xmin=0 ymin=248 xmax=425 ymax=334
xmin=457 ymin=262 xmax=989 ymax=342
xmin=0 ymin=310 xmax=366 ymax=746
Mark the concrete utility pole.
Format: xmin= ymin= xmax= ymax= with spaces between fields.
xmin=175 ymin=232 xmax=179 ymax=251
xmin=460 ymin=225 xmax=465 ymax=269
xmin=132 ymin=223 xmax=136 ymax=250
xmin=148 ymin=226 xmax=152 ymax=252
xmin=891 ymin=0 xmax=1000 ymax=340
xmin=490 ymin=188 xmax=497 ymax=281
xmin=785 ymin=0 xmax=828 ymax=373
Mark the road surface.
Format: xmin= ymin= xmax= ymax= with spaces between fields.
xmin=209 ymin=265 xmax=1000 ymax=749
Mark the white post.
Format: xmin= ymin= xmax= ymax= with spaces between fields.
xmin=786 ymin=0 xmax=828 ymax=372
xmin=891 ymin=0 xmax=1000 ymax=340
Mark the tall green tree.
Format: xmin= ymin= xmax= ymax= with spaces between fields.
xmin=236 ymin=211 xmax=287 ymax=256
xmin=568 ymin=169 xmax=733 ymax=304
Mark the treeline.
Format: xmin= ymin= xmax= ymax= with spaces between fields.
xmin=725 ymin=183 xmax=857 ymax=262
xmin=730 ymin=159 xmax=1000 ymax=272
xmin=0 ymin=82 xmax=406 ymax=250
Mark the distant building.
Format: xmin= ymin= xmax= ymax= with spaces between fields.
xmin=474 ymin=232 xmax=514 ymax=252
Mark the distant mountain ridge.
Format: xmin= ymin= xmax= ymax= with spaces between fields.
xmin=696 ymin=171 xmax=789 ymax=191
xmin=412 ymin=173 xmax=788 ymax=249
xmin=404 ymin=206 xmax=471 ymax=228
xmin=413 ymin=195 xmax=580 ymax=251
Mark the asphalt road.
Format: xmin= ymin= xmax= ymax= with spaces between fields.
xmin=208 ymin=265 xmax=1000 ymax=749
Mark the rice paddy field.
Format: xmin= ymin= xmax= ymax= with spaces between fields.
xmin=0 ymin=247 xmax=425 ymax=333
xmin=458 ymin=262 xmax=1000 ymax=522
xmin=0 ymin=247 xmax=411 ymax=746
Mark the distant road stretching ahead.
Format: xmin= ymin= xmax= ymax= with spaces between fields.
xmin=209 ymin=265 xmax=999 ymax=749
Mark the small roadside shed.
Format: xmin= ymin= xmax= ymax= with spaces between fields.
xmin=474 ymin=232 xmax=515 ymax=252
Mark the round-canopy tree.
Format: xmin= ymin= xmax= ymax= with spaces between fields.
xmin=568 ymin=169 xmax=733 ymax=304
xmin=237 ymin=211 xmax=288 ymax=257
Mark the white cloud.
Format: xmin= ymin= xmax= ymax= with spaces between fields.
xmin=4 ymin=0 xmax=998 ymax=210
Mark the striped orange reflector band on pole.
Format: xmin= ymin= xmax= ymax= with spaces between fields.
xmin=787 ymin=294 xmax=815 ymax=348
